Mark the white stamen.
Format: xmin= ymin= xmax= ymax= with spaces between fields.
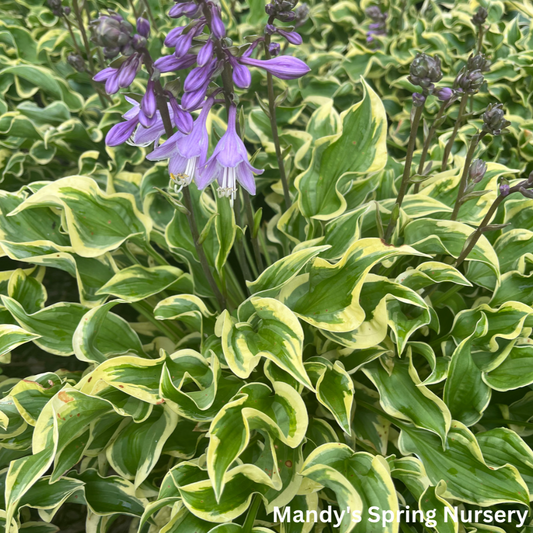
xmin=217 ymin=167 xmax=238 ymax=206
xmin=170 ymin=156 xmax=197 ymax=193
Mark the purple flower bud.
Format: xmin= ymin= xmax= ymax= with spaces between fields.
xmin=154 ymin=53 xmax=197 ymax=72
xmin=230 ymin=57 xmax=251 ymax=88
xmin=269 ymin=42 xmax=281 ymax=56
xmin=131 ymin=34 xmax=147 ymax=50
xmin=499 ymin=182 xmax=510 ymax=197
xmin=117 ymin=55 xmax=140 ymax=88
xmin=169 ymin=1 xmax=199 ymax=18
xmin=412 ymin=92 xmax=426 ymax=107
xmin=277 ymin=28 xmax=303 ymax=45
xmin=93 ymin=67 xmax=117 ymax=82
xmin=141 ymin=80 xmax=157 ymax=118
xmin=165 ymin=26 xmax=184 ymax=47
xmin=184 ymin=59 xmax=217 ymax=92
xmin=210 ymin=5 xmax=226 ymax=39
xmin=63 ymin=6 xmax=71 ymax=15
xmin=136 ymin=17 xmax=150 ymax=37
xmin=265 ymin=23 xmax=276 ymax=35
xmin=435 ymin=87 xmax=453 ymax=101
xmin=175 ymin=29 xmax=196 ymax=57
xmin=197 ymin=39 xmax=214 ymax=67
xmin=238 ymin=55 xmax=310 ymax=80
xmin=139 ymin=108 xmax=157 ymax=128
xmin=106 ymin=117 xmax=139 ymax=146
xmin=170 ymin=98 xmax=194 ymax=133
xmin=182 ymin=83 xmax=210 ymax=111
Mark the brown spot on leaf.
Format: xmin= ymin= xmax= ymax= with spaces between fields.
xmin=58 ymin=391 xmax=75 ymax=403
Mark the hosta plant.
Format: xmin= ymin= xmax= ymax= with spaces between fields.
xmin=1 ymin=0 xmax=533 ymax=533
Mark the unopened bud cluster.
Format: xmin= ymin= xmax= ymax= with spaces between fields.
xmin=471 ymin=6 xmax=488 ymax=26
xmin=482 ymin=103 xmax=511 ymax=136
xmin=91 ymin=13 xmax=145 ymax=59
xmin=47 ymin=0 xmax=70 ymax=17
xmin=266 ymin=0 xmax=299 ymax=22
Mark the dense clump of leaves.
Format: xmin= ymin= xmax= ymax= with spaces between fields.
xmin=1 ymin=1 xmax=533 ymax=533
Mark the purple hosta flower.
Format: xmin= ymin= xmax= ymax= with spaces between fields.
xmin=238 ymin=55 xmax=310 ymax=80
xmin=148 ymin=98 xmax=214 ymax=189
xmin=197 ymin=39 xmax=214 ymax=67
xmin=173 ymin=22 xmax=205 ymax=57
xmin=435 ymin=87 xmax=453 ymax=101
xmin=106 ymin=97 xmax=175 ymax=147
xmin=210 ymin=4 xmax=226 ymax=39
xmin=169 ymin=97 xmax=194 ymax=133
xmin=154 ymin=53 xmax=197 ymax=73
xmin=169 ymin=1 xmax=201 ymax=18
xmin=197 ymin=105 xmax=263 ymax=204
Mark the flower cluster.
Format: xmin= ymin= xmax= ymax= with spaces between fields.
xmin=482 ymin=103 xmax=511 ymax=136
xmin=93 ymin=0 xmax=310 ymax=204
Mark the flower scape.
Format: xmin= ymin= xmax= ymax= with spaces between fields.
xmin=1 ymin=0 xmax=533 ymax=532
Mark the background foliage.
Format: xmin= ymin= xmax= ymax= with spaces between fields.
xmin=1 ymin=0 xmax=533 ymax=532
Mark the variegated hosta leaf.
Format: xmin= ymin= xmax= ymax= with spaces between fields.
xmin=296 ymin=78 xmax=387 ymax=221
xmin=304 ymin=357 xmax=354 ymax=434
xmin=161 ymin=349 xmax=241 ymax=422
xmin=280 ymin=238 xmax=426 ymax=332
xmin=219 ymin=297 xmax=312 ymax=389
xmin=7 ymin=177 xmax=152 ymax=257
xmin=398 ymin=422 xmax=530 ymax=506
xmin=72 ymin=300 xmax=146 ymax=363
xmin=301 ymin=444 xmax=398 ymax=533
xmin=155 ymin=294 xmax=214 ymax=333
xmin=96 ymin=264 xmax=185 ymax=302
xmin=246 ymin=246 xmax=330 ymax=297
xmin=404 ymin=218 xmax=500 ymax=286
xmin=322 ymin=274 xmax=431 ymax=353
xmin=207 ymin=381 xmax=308 ymax=500
xmin=363 ymin=355 xmax=451 ymax=443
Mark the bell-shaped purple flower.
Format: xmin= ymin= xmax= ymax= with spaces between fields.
xmin=154 ymin=53 xmax=197 ymax=73
xmin=239 ymin=55 xmax=310 ymax=79
xmin=210 ymin=5 xmax=226 ymax=39
xmin=197 ymin=104 xmax=263 ymax=204
xmin=197 ymin=39 xmax=214 ymax=67
xmin=147 ymin=98 xmax=215 ymax=188
xmin=93 ymin=67 xmax=120 ymax=94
